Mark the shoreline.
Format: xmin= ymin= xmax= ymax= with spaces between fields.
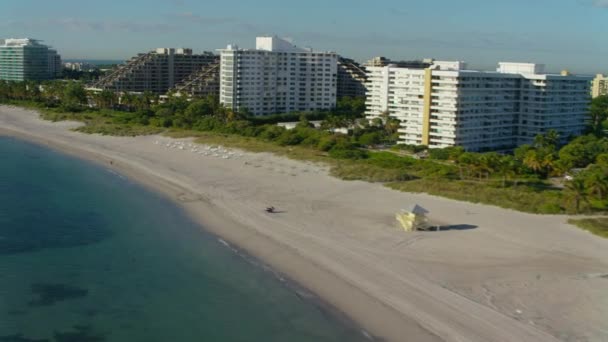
xmin=0 ymin=124 xmax=437 ymax=341
xmin=2 ymin=105 xmax=607 ymax=342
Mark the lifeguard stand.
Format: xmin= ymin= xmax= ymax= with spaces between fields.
xmin=396 ymin=204 xmax=429 ymax=232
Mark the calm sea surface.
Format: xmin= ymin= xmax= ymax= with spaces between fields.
xmin=0 ymin=136 xmax=368 ymax=342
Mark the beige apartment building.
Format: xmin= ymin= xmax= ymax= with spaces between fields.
xmin=365 ymin=61 xmax=591 ymax=151
xmin=592 ymin=74 xmax=608 ymax=98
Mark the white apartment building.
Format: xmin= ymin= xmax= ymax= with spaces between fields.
xmin=218 ymin=36 xmax=337 ymax=116
xmin=365 ymin=61 xmax=591 ymax=151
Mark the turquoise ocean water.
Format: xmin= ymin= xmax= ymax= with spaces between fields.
xmin=0 ymin=136 xmax=369 ymax=342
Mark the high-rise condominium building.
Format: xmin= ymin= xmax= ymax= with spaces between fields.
xmin=592 ymin=74 xmax=608 ymax=98
xmin=0 ymin=38 xmax=62 ymax=81
xmin=47 ymin=49 xmax=62 ymax=79
xmin=218 ymin=36 xmax=337 ymax=116
xmin=366 ymin=61 xmax=591 ymax=151
xmin=337 ymin=57 xmax=367 ymax=98
xmin=364 ymin=56 xmax=432 ymax=69
xmin=91 ymin=48 xmax=218 ymax=94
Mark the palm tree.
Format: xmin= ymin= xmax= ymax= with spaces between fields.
xmin=25 ymin=81 xmax=41 ymax=101
xmin=0 ymin=81 xmax=8 ymax=100
xmin=143 ymin=91 xmax=158 ymax=107
xmin=583 ymin=167 xmax=608 ymax=201
xmin=597 ymin=154 xmax=608 ymax=168
xmin=120 ymin=92 xmax=135 ymax=111
xmin=564 ymin=178 xmax=589 ymax=214
xmin=214 ymin=104 xmax=238 ymax=123
xmin=9 ymin=82 xmax=27 ymax=100
xmin=89 ymin=91 xmax=102 ymax=108
xmin=523 ymin=149 xmax=555 ymax=178
xmin=523 ymin=150 xmax=543 ymax=174
xmin=541 ymin=152 xmax=556 ymax=176
xmin=41 ymin=81 xmax=63 ymax=105
xmin=497 ymin=156 xmax=517 ymax=187
xmin=132 ymin=94 xmax=148 ymax=111
xmin=552 ymin=159 xmax=571 ymax=177
xmin=534 ymin=130 xmax=560 ymax=151
xmin=99 ymin=90 xmax=117 ymax=109
xmin=457 ymin=152 xmax=478 ymax=180
xmin=384 ymin=117 xmax=401 ymax=136
xmin=321 ymin=116 xmax=348 ymax=130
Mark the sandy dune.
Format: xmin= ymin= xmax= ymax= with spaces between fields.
xmin=1 ymin=105 xmax=607 ymax=342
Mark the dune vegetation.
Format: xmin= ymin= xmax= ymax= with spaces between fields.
xmin=2 ymin=80 xmax=608 ymax=215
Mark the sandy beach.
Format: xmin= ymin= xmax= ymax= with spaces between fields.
xmin=1 ymin=105 xmax=607 ymax=342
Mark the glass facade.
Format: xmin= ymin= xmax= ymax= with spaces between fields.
xmin=0 ymin=39 xmax=60 ymax=81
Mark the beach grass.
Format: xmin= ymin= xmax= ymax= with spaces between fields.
xmin=388 ymin=179 xmax=564 ymax=214
xmin=76 ymin=122 xmax=164 ymax=136
xmin=5 ymin=103 xmax=579 ymax=215
xmin=37 ymin=108 xmax=164 ymax=136
xmin=164 ymin=129 xmax=333 ymax=164
xmin=330 ymin=162 xmax=413 ymax=182
xmin=567 ymin=218 xmax=608 ymax=238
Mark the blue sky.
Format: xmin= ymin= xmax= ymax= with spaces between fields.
xmin=1 ymin=0 xmax=606 ymax=73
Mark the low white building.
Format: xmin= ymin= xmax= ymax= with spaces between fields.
xmin=218 ymin=36 xmax=337 ymax=116
xmin=277 ymin=120 xmax=323 ymax=130
xmin=63 ymin=62 xmax=96 ymax=72
xmin=365 ymin=61 xmax=591 ymax=151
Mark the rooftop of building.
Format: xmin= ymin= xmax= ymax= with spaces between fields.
xmin=369 ymin=59 xmax=591 ymax=79
xmin=218 ymin=36 xmax=336 ymax=54
xmin=364 ymin=56 xmax=432 ymax=69
xmin=149 ymin=48 xmax=216 ymax=56
xmin=0 ymin=38 xmax=48 ymax=48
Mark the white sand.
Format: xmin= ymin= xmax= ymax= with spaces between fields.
xmin=2 ymin=105 xmax=607 ymax=342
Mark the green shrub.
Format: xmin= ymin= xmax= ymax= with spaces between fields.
xmin=328 ymin=147 xmax=368 ymax=160
xmin=388 ymin=179 xmax=564 ymax=214
xmin=258 ymin=125 xmax=286 ymax=141
xmin=393 ymin=144 xmax=427 ymax=153
xmin=358 ymin=132 xmax=382 ymax=146
xmin=276 ymin=130 xmax=304 ymax=146
xmin=193 ymin=117 xmax=221 ymax=131
xmin=538 ymin=202 xmax=562 ymax=214
xmin=366 ymin=152 xmax=415 ymax=169
xmin=429 ymin=148 xmax=450 ymax=160
xmin=568 ymin=218 xmax=608 ymax=238
xmin=331 ymin=163 xmax=412 ymax=182
xmin=300 ymin=134 xmax=321 ymax=147
xmin=317 ymin=136 xmax=337 ymax=151
xmin=225 ymin=120 xmax=254 ymax=134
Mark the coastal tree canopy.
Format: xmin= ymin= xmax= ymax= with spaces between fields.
xmin=589 ymin=95 xmax=608 ymax=137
